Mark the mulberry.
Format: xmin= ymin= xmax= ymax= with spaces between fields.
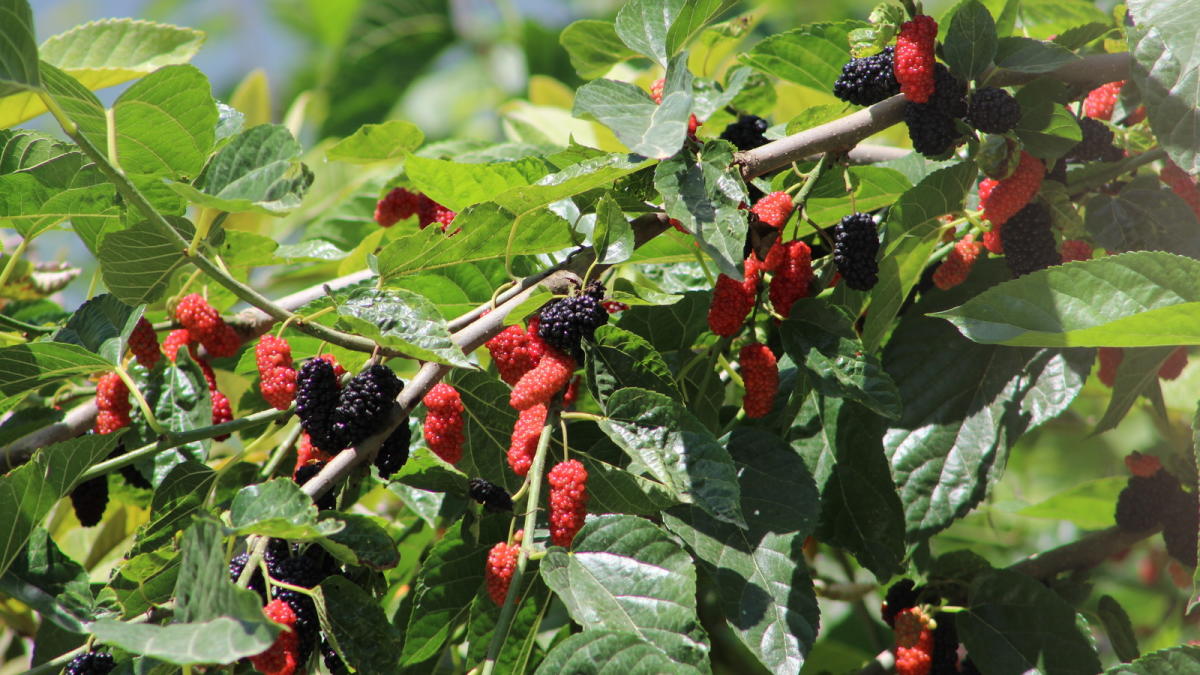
xmin=750 ymin=191 xmax=793 ymax=229
xmin=979 ymin=151 xmax=1044 ymax=231
xmin=294 ymin=461 xmax=336 ymax=511
xmin=1160 ymin=160 xmax=1200 ymax=221
xmin=893 ymin=607 xmax=935 ymax=675
xmin=469 ymin=477 xmax=514 ymax=513
xmin=211 ymin=389 xmax=233 ymax=440
xmin=834 ymin=47 xmax=900 ymax=106
xmin=548 ymin=459 xmax=588 ymax=547
xmin=295 ymin=359 xmax=343 ymax=453
xmin=1070 ymin=117 xmax=1123 ymax=163
xmin=537 ymin=283 xmax=609 ymax=360
xmin=1097 ymin=347 xmax=1122 ymax=387
xmin=508 ymin=404 xmax=547 ymax=476
xmin=294 ymin=433 xmax=332 ymax=473
xmin=768 ymin=240 xmax=813 ymax=318
xmin=719 ymin=114 xmax=770 ymax=150
xmin=510 ymin=348 xmax=576 ymax=411
xmin=927 ymin=64 xmax=967 ymax=118
xmin=251 ymin=599 xmax=301 ymax=675
xmin=833 ymin=212 xmax=880 ymax=290
xmin=882 ymin=579 xmax=919 ymax=628
xmin=649 ymin=78 xmax=700 ymax=136
xmin=1059 ymin=239 xmax=1093 ymax=263
xmin=322 ymin=640 xmax=349 ymax=675
xmin=486 ymin=536 xmax=521 ymax=606
xmin=256 ymin=335 xmax=297 ymax=411
xmin=708 ymin=273 xmax=754 ymax=337
xmin=375 ymin=187 xmax=421 ymax=227
xmin=1084 ymin=81 xmax=1123 ymax=121
xmin=162 ymin=328 xmax=194 ymax=362
xmin=129 ymin=317 xmax=161 ymax=369
xmin=331 ymin=365 xmax=404 ymax=449
xmin=1159 ymin=347 xmax=1188 ymax=381
xmin=1115 ymin=470 xmax=1181 ymax=532
xmin=933 ymin=234 xmax=982 ymax=290
xmin=966 ymin=87 xmax=1021 ymax=133
xmin=1124 ymin=452 xmax=1162 ymax=479
xmin=375 ymin=422 xmax=411 ymax=479
xmin=423 ymin=383 xmax=465 ymax=464
xmin=69 ymin=475 xmax=108 ymax=527
xmin=269 ymin=554 xmax=329 ymax=664
xmin=1000 ymin=202 xmax=1058 ymax=277
xmin=175 ymin=293 xmax=240 ymax=358
xmin=894 ymin=15 xmax=938 ymax=104
xmin=486 ymin=323 xmax=546 ymax=386
xmin=65 ymin=651 xmax=116 ymax=675
xmin=1162 ymin=488 xmax=1199 ymax=568
xmin=739 ymin=343 xmax=778 ymax=418
xmin=602 ymin=300 xmax=629 ymax=314
xmin=904 ymin=103 xmax=962 ymax=158
xmin=417 ymin=195 xmax=458 ymax=232
xmin=94 ymin=372 xmax=131 ymax=435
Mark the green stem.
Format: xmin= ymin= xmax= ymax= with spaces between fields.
xmin=559 ymin=411 xmax=604 ymax=423
xmin=0 ymin=237 xmax=30 ymax=292
xmin=480 ymin=408 xmax=559 ymax=675
xmin=793 ymin=153 xmax=833 ymax=222
xmin=259 ymin=422 xmax=304 ymax=480
xmin=0 ymin=311 xmax=55 ymax=336
xmin=114 ymin=364 xmax=166 ymax=437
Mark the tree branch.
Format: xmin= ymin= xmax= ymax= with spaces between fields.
xmin=1 ymin=401 xmax=97 ymax=469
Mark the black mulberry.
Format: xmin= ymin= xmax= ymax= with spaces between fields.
xmin=719 ymin=114 xmax=770 ymax=151
xmin=833 ymin=213 xmax=880 ymax=291
xmin=1162 ymin=488 xmax=1199 ymax=568
xmin=999 ymin=203 xmax=1059 ymax=277
xmin=904 ymin=103 xmax=963 ymax=158
xmin=468 ymin=477 xmax=514 ymax=513
xmin=330 ymin=365 xmax=404 ymax=449
xmin=966 ymin=87 xmax=1021 ymax=133
xmin=928 ymin=64 xmax=968 ymax=119
xmin=375 ymin=421 xmax=411 ymax=479
xmin=833 ymin=47 xmax=900 ymax=106
xmin=1070 ymin=117 xmax=1124 ymax=163
xmin=322 ymin=639 xmax=349 ymax=675
xmin=1114 ymin=470 xmax=1181 ymax=532
xmin=296 ymin=358 xmax=343 ymax=453
xmin=269 ymin=551 xmax=333 ymax=664
xmin=65 ymin=651 xmax=115 ymax=675
xmin=882 ymin=578 xmax=918 ymax=627
xmin=537 ymin=282 xmax=609 ymax=360
xmin=69 ymin=475 xmax=108 ymax=527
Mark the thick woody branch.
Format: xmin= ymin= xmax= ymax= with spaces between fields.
xmin=1 ymin=401 xmax=97 ymax=469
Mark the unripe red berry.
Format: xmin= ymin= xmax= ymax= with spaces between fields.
xmin=162 ymin=328 xmax=194 ymax=363
xmin=294 ymin=432 xmax=334 ymax=475
xmin=128 ymin=317 xmax=161 ymax=369
xmin=1097 ymin=347 xmax=1123 ymax=387
xmin=1160 ymin=160 xmax=1200 ymax=221
xmin=1125 ymin=452 xmax=1162 ymax=479
xmin=485 ymin=536 xmax=521 ymax=606
xmin=750 ymin=191 xmax=794 ymax=228
xmin=739 ymin=343 xmax=778 ymax=418
xmin=602 ymin=300 xmax=629 ymax=314
xmin=95 ymin=372 xmax=132 ymax=416
xmin=894 ymin=15 xmax=938 ymax=104
xmin=979 ymin=152 xmax=1045 ymax=247
xmin=256 ymin=335 xmax=297 ymax=411
xmin=932 ymin=234 xmax=982 ymax=290
xmin=893 ymin=607 xmax=935 ymax=675
xmin=1059 ymin=239 xmax=1093 ymax=263
xmin=768 ymin=240 xmax=813 ymax=318
xmin=374 ymin=187 xmax=421 ymax=227
xmin=547 ymin=459 xmax=588 ymax=547
xmin=251 ymin=598 xmax=301 ymax=675
xmin=707 ymin=273 xmax=754 ymax=337
xmin=211 ymin=390 xmax=233 ymax=440
xmin=175 ymin=294 xmax=241 ymax=358
xmin=1158 ymin=347 xmax=1188 ymax=381
xmin=422 ymin=383 xmax=465 ymax=464
xmin=1084 ymin=81 xmax=1123 ymax=121
xmin=508 ymin=404 xmax=547 ymax=476
xmin=509 ymin=348 xmax=576 ymax=411
xmin=486 ymin=323 xmax=546 ymax=386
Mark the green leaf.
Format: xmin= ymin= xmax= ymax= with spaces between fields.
xmin=1017 ymin=477 xmax=1124 ymax=529
xmin=538 ymin=630 xmax=704 ymax=675
xmin=588 ymin=191 xmax=634 ymax=264
xmin=0 ymin=342 xmax=111 ymax=412
xmin=317 ymin=576 xmax=404 ymax=673
xmin=805 ymin=165 xmax=912 ymax=226
xmin=666 ymin=1 xmax=738 ymax=57
xmin=943 ymin=0 xmax=997 ymax=80
xmin=1084 ymin=177 xmax=1200 ymax=257
xmin=39 ymin=62 xmax=105 ymax=150
xmin=111 ymin=64 xmax=216 ymax=179
xmin=405 ymin=154 xmax=550 ymax=213
xmin=110 ymin=550 xmax=179 ymax=617
xmin=333 ymin=287 xmax=470 ymax=367
xmin=0 ymin=0 xmax=41 ymax=96
xmin=175 ymin=519 xmax=264 ymax=623
xmin=573 ymin=77 xmax=691 ymax=159
xmin=1104 ymin=646 xmax=1200 ymax=673
xmin=1015 ymin=0 xmax=1109 ymax=40
xmin=780 ymin=299 xmax=902 ymax=420
xmin=87 ymin=614 xmax=277 ymax=666
xmin=618 ymin=290 xmax=709 ymax=354
xmin=229 ymin=479 xmax=335 ymax=539
xmin=326 ymin=120 xmax=423 ymax=164
xmin=466 ymin=578 xmax=548 ymax=673
xmin=1127 ymin=0 xmax=1200 ymax=174
xmin=663 ymin=429 xmax=819 ymax=673
xmin=560 ymin=20 xmax=638 ymax=80
xmin=614 ymin=0 xmax=684 ymax=66
xmin=654 ymin=140 xmax=747 ymax=278
xmin=53 ymin=294 xmax=142 ymax=365
xmin=599 ymin=387 xmax=745 ymax=527
xmin=97 ymin=217 xmax=191 ymax=305
xmin=576 ymin=451 xmax=679 ymax=515
xmin=448 ymin=369 xmax=522 ymax=494
xmin=317 ymin=513 xmax=400 ymax=570
xmin=994 ymin=36 xmax=1079 ymax=73
xmin=739 ymin=22 xmax=861 ymax=92
xmin=0 ymin=168 xmax=117 ymax=241
xmin=540 ymin=515 xmax=710 ymax=668
xmin=932 ymin=252 xmax=1200 ymax=347
xmin=957 ymin=569 xmax=1101 ymax=673
xmin=40 ymin=18 xmax=204 ymax=91
xmin=376 ymin=204 xmax=574 ymax=282
xmin=1098 ymin=595 xmax=1140 ymax=664
xmin=1053 ymin=23 xmax=1115 ymax=51
xmin=1015 ymin=100 xmax=1082 ymax=161
xmin=141 ymin=353 xmax=212 ymax=483
xmin=1094 ymin=347 xmax=1179 ymax=434
xmin=0 ymin=434 xmax=117 ymax=577
xmin=0 ymin=528 xmax=93 ymax=632
xmin=492 ymin=152 xmax=654 ymax=215
xmin=584 ymin=325 xmax=680 ymax=405
xmin=166 ymin=123 xmax=313 ymax=215
xmin=388 ymin=446 xmax=469 ymax=494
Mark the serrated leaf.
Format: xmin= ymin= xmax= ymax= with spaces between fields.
xmin=111 ymin=64 xmax=216 ymax=179
xmin=97 ymin=217 xmax=191 ymax=305
xmin=1015 ymin=0 xmax=1108 ymax=40
xmin=958 ymin=569 xmax=1101 ymax=674
xmin=537 ymin=630 xmax=704 ymax=675
xmin=654 ymin=140 xmax=747 ymax=278
xmin=1084 ymin=177 xmax=1200 ymax=257
xmin=389 ymin=446 xmax=469 ymax=494
xmin=175 ymin=519 xmax=263 ymax=623
xmin=0 ymin=0 xmax=41 ymax=97
xmin=87 ymin=615 xmax=277 ymax=665
xmin=493 ymin=152 xmax=654 ymax=214
xmin=599 ymin=387 xmax=745 ymax=527
xmin=614 ymin=0 xmax=684 ymax=66
xmin=1094 ymin=347 xmax=1179 ymax=434
xmin=110 ymin=550 xmax=179 ymax=617
xmin=1105 ymin=646 xmax=1200 ymax=673
xmin=739 ymin=22 xmax=861 ymax=92
xmin=317 ymin=513 xmax=399 ymax=570
xmin=663 ymin=430 xmax=820 ymax=673
xmin=690 ymin=66 xmax=751 ymax=121
xmin=943 ymin=0 xmax=997 ymax=80
xmin=1017 ymin=476 xmax=1124 ymax=529
xmin=584 ymin=325 xmax=680 ymax=405
xmin=0 ymin=434 xmax=118 ymax=577
xmin=540 ymin=515 xmax=710 ymax=668
xmin=1127 ymin=0 xmax=1200 ymax=174
xmin=167 ymin=123 xmax=312 ymax=215
xmin=588 ymin=191 xmax=634 ymax=264
xmin=317 ymin=576 xmax=403 ymax=672
xmin=1014 ymin=99 xmax=1082 ymax=162
xmin=619 ymin=290 xmax=710 ymax=354
xmin=573 ymin=77 xmax=690 ymax=159
xmin=994 ymin=36 xmax=1079 ymax=73
xmin=133 ymin=460 xmax=215 ymax=554
xmin=326 ymin=119 xmax=423 ymax=164
xmin=577 ymin=452 xmax=679 ymax=515
xmin=0 ymin=171 xmax=117 ymax=241
xmin=805 ymin=165 xmax=911 ymax=226
xmin=229 ymin=479 xmax=332 ymax=539
xmin=448 ymin=369 xmax=522 ymax=493
xmin=53 ymin=294 xmax=142 ymax=365
xmin=1098 ymin=595 xmax=1140 ymax=663
xmin=0 ymin=528 xmax=93 ymax=632
xmin=560 ymin=20 xmax=638 ymax=80
xmin=405 ymin=154 xmax=550 ymax=212
xmin=141 ymin=353 xmax=212 ymax=483
xmin=666 ymin=1 xmax=738 ymax=57
xmin=0 ymin=342 xmax=111 ymax=413
xmin=333 ymin=287 xmax=471 ymax=367
xmin=933 ymin=252 xmax=1200 ymax=347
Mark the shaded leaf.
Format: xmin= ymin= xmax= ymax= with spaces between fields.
xmin=318 ymin=576 xmax=404 ymax=673
xmin=654 ymin=140 xmax=747 ymax=278
xmin=739 ymin=22 xmax=861 ymax=92
xmin=560 ymin=20 xmax=638 ymax=80
xmin=53 ymin=294 xmax=142 ymax=365
xmin=333 ymin=287 xmax=471 ymax=367
xmin=1127 ymin=0 xmax=1200 ymax=173
xmin=584 ymin=325 xmax=680 ymax=405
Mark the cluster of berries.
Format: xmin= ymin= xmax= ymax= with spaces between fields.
xmin=64 ymin=650 xmax=115 ymax=674
xmin=883 ymin=579 xmax=972 ymax=674
xmin=537 ymin=282 xmax=609 ymax=361
xmin=1114 ymin=453 xmax=1198 ymax=567
xmin=374 ymin=186 xmax=457 ymax=232
xmin=1096 ymin=346 xmax=1188 ymax=388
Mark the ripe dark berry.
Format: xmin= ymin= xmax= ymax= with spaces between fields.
xmin=767 ymin=240 xmax=813 ymax=318
xmin=834 ymin=47 xmax=900 ymax=106
xmin=70 ymin=475 xmax=108 ymax=527
xmin=904 ymin=103 xmax=962 ymax=158
xmin=833 ymin=212 xmax=880 ymax=290
xmin=129 ymin=317 xmax=161 ymax=369
xmin=933 ymin=234 xmax=983 ymax=290
xmin=930 ymin=612 xmax=959 ymax=674
xmin=486 ymin=535 xmax=521 ymax=606
xmin=548 ymin=459 xmax=588 ymax=547
xmin=486 ymin=323 xmax=546 ymax=386
xmin=1070 ymin=117 xmax=1123 ymax=162
xmin=469 ymin=477 xmax=514 ymax=513
xmin=296 ymin=359 xmax=343 ymax=453
xmin=331 ymin=365 xmax=404 ymax=450
xmin=739 ymin=343 xmax=778 ymax=419
xmin=64 ymin=650 xmax=115 ymax=675
xmin=322 ymin=640 xmax=349 ymax=675
xmin=1115 ymin=470 xmax=1182 ymax=532
xmin=375 ymin=421 xmax=411 ymax=479
xmin=927 ymin=64 xmax=967 ymax=118
xmin=1000 ymin=203 xmax=1058 ymax=277
xmin=882 ymin=579 xmax=918 ymax=628
xmin=1125 ymin=452 xmax=1163 ymax=479
xmin=750 ymin=191 xmax=793 ymax=229
xmin=508 ymin=404 xmax=547 ymax=476
xmin=510 ymin=348 xmax=576 ymax=411
xmin=537 ymin=284 xmax=609 ymax=360
xmin=1162 ymin=488 xmax=1199 ymax=568
xmin=256 ymin=335 xmax=297 ymax=411
xmin=719 ymin=114 xmax=770 ymax=150
xmin=980 ymin=151 xmax=1045 ymax=232
xmin=966 ymin=87 xmax=1021 ymax=133
xmin=893 ymin=607 xmax=935 ymax=675
xmin=294 ymin=461 xmax=336 ymax=511
xmin=423 ymin=383 xmax=465 ymax=464
xmin=251 ymin=598 xmax=301 ymax=675
xmin=894 ymin=15 xmax=938 ymax=104
xmin=269 ymin=555 xmax=328 ymax=665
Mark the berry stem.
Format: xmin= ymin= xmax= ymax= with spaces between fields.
xmin=0 ymin=236 xmax=29 ymax=295
xmin=114 ymin=364 xmax=167 ymax=437
xmin=559 ymin=411 xmax=605 ymax=423
xmin=480 ymin=407 xmax=559 ymax=675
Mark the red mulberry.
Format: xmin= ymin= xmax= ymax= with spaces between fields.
xmin=423 ymin=383 xmax=465 ymax=464
xmin=417 ymin=193 xmax=457 ymax=231
xmin=1124 ymin=452 xmax=1162 ymax=478
xmin=162 ymin=328 xmax=194 ymax=362
xmin=374 ymin=187 xmax=421 ymax=227
xmin=129 ymin=317 xmax=161 ymax=369
xmin=768 ymin=240 xmax=813 ymax=318
xmin=294 ymin=433 xmax=333 ymax=475
xmin=548 ymin=459 xmax=588 ymax=547
xmin=1160 ymin=160 xmax=1200 ymax=221
xmin=750 ymin=191 xmax=793 ymax=229
xmin=739 ymin=343 xmax=778 ymax=418
xmin=175 ymin=293 xmax=240 ymax=358
xmin=211 ymin=390 xmax=233 ymax=440
xmin=893 ymin=607 xmax=935 ymax=675
xmin=1159 ymin=347 xmax=1188 ymax=381
xmin=485 ymin=533 xmax=522 ymax=606
xmin=94 ymin=372 xmax=131 ymax=435
xmin=979 ymin=152 xmax=1045 ymax=252
xmin=1084 ymin=81 xmax=1123 ymax=121
xmin=256 ymin=335 xmax=297 ymax=411
xmin=894 ymin=15 xmax=938 ymax=104
xmin=251 ymin=599 xmax=301 ymax=675
xmin=510 ymin=348 xmax=576 ymax=411
xmin=508 ymin=404 xmax=547 ymax=476
xmin=707 ymin=274 xmax=754 ymax=337
xmin=933 ymin=234 xmax=982 ymax=290
xmin=486 ymin=323 xmax=545 ymax=386
xmin=1059 ymin=239 xmax=1093 ymax=263
xmin=1097 ymin=347 xmax=1122 ymax=387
